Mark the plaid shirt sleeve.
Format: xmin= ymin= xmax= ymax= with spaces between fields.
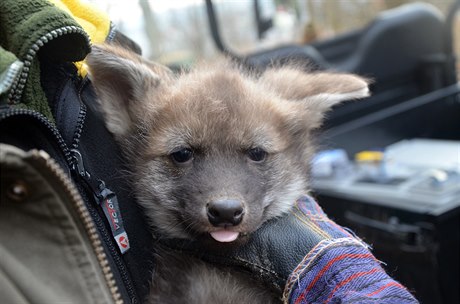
xmin=283 ymin=197 xmax=419 ymax=304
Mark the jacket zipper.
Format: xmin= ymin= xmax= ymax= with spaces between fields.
xmin=71 ymin=101 xmax=87 ymax=149
xmin=0 ymin=108 xmax=135 ymax=303
xmin=0 ymin=61 xmax=23 ymax=97
xmin=3 ymin=18 xmax=138 ymax=302
xmin=77 ymin=79 xmax=138 ymax=302
xmin=8 ymin=25 xmax=90 ymax=104
xmin=28 ymin=149 xmax=123 ymax=304
xmin=0 ymin=108 xmax=73 ymax=163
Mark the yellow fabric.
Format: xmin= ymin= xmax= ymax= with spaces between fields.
xmin=48 ymin=0 xmax=111 ymax=76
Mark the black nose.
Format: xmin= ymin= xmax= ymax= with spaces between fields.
xmin=207 ymin=199 xmax=244 ymax=227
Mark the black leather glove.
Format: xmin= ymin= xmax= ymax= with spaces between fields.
xmin=158 ymin=195 xmax=366 ymax=299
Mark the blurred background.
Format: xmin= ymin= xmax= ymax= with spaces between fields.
xmin=88 ymin=1 xmax=459 ymax=304
xmin=89 ymin=0 xmax=459 ymax=71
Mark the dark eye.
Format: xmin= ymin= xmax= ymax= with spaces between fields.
xmin=247 ymin=147 xmax=267 ymax=162
xmin=170 ymin=148 xmax=193 ymax=164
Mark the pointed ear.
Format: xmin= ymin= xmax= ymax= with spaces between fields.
xmin=86 ymin=44 xmax=173 ymax=138
xmin=260 ymin=67 xmax=370 ymax=128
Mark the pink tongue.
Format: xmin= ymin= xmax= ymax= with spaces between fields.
xmin=210 ymin=230 xmax=240 ymax=242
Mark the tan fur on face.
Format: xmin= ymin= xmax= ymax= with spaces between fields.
xmin=141 ymin=69 xmax=294 ymax=158
xmin=87 ymin=44 xmax=370 ymax=303
xmin=87 ymin=44 xmax=370 ymax=239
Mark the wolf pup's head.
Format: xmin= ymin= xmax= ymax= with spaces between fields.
xmin=87 ymin=44 xmax=369 ymax=243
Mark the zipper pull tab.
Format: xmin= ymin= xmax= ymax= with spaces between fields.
xmin=70 ymin=149 xmax=130 ymax=254
xmin=71 ymin=149 xmax=103 ymax=200
xmin=71 ymin=148 xmax=88 ymax=177
xmin=97 ymin=181 xmax=130 ymax=254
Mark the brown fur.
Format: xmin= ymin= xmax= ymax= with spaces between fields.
xmin=87 ymin=44 xmax=369 ymax=303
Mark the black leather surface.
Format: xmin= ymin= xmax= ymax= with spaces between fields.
xmin=159 ymin=210 xmax=326 ymax=293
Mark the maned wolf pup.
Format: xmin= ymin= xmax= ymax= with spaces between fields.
xmin=87 ymin=44 xmax=369 ymax=303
